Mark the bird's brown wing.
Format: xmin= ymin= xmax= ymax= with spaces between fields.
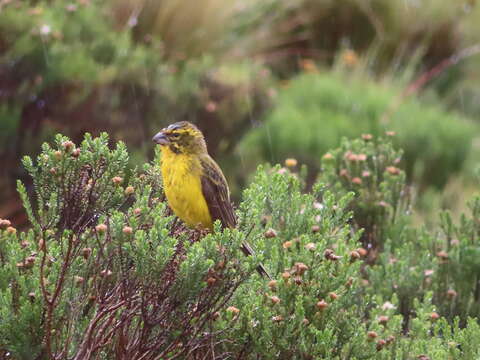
xmin=200 ymin=156 xmax=271 ymax=279
xmin=199 ymin=156 xmax=237 ymax=229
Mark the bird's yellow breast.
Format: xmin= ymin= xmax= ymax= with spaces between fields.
xmin=160 ymin=147 xmax=213 ymax=230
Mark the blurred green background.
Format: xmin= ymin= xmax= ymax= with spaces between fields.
xmin=1 ymin=0 xmax=480 ymax=225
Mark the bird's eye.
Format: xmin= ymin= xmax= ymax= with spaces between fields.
xmin=170 ymin=133 xmax=180 ymax=138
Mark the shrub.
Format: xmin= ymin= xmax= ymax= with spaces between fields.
xmin=241 ymin=71 xmax=476 ymax=189
xmin=1 ymin=133 xmax=480 ymax=359
xmin=0 ymin=134 xmax=255 ymax=359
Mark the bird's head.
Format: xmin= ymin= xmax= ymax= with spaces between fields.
xmin=152 ymin=121 xmax=207 ymax=154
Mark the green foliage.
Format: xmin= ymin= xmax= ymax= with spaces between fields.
xmin=242 ymin=71 xmax=476 ymax=189
xmin=318 ymin=137 xmax=409 ymax=251
xmin=0 ymin=133 xmax=253 ymax=359
xmin=2 ymin=133 xmax=480 ymax=359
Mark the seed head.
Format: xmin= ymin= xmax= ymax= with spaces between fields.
xmin=324 ymin=249 xmax=334 ymax=260
xmin=82 ymin=247 xmax=92 ymax=259
xmin=226 ymin=306 xmax=240 ymax=315
xmin=311 ymin=225 xmax=320 ymax=233
xmin=367 ymin=331 xmax=378 ymax=340
xmin=447 ymin=289 xmax=457 ymax=299
xmin=386 ymin=166 xmax=400 ymax=175
xmin=124 ymin=186 xmax=135 ymax=195
xmin=268 ymin=280 xmax=277 ymax=290
xmin=385 ymin=131 xmax=396 ymax=137
xmin=264 ymin=228 xmax=277 ymax=238
xmin=72 ymin=148 xmax=81 ymax=157
xmin=356 ymin=248 xmax=368 ymax=257
xmin=54 ymin=150 xmax=62 ymax=160
xmin=207 ymin=277 xmax=217 ymax=286
xmin=378 ymin=315 xmax=389 ymax=325
xmin=74 ymin=276 xmax=84 ymax=285
xmin=362 ymin=134 xmax=373 ymax=141
xmin=49 ymin=167 xmax=57 ymax=175
xmin=351 ymin=177 xmax=362 ymax=185
xmin=430 ymin=312 xmax=440 ymax=321
xmin=112 ymin=176 xmax=123 ymax=185
xmin=305 ymin=243 xmax=316 ymax=251
xmin=316 ymin=300 xmax=328 ymax=311
xmin=272 ymin=315 xmax=283 ymax=322
xmin=436 ymin=251 xmax=448 ymax=260
xmin=122 ymin=226 xmax=133 ymax=235
xmin=285 ymin=158 xmax=298 ymax=168
xmin=282 ymin=241 xmax=293 ymax=249
xmin=61 ymin=140 xmax=74 ymax=152
xmin=362 ymin=170 xmax=371 ymax=177
xmin=386 ymin=335 xmax=395 ymax=344
xmin=376 ymin=339 xmax=386 ymax=351
xmin=95 ymin=224 xmax=107 ymax=233
xmin=6 ymin=226 xmax=17 ymax=235
xmin=339 ymin=169 xmax=349 ymax=177
xmin=0 ymin=219 xmax=11 ymax=229
xmin=322 ymin=153 xmax=334 ymax=161
xmin=328 ymin=292 xmax=338 ymax=300
xmin=357 ymin=154 xmax=367 ymax=161
xmin=294 ymin=262 xmax=308 ymax=275
xmin=270 ymin=296 xmax=281 ymax=304
xmin=350 ymin=250 xmax=361 ymax=261
xmin=134 ymin=207 xmax=142 ymax=215
xmin=281 ymin=272 xmax=291 ymax=280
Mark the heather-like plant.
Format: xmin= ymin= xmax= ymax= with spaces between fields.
xmin=0 ymin=134 xmax=255 ymax=359
xmin=318 ymin=136 xmax=410 ymax=255
xmin=1 ymin=133 xmax=480 ymax=360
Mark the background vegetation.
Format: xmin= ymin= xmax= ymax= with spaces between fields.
xmin=1 ymin=0 xmax=480 ymax=358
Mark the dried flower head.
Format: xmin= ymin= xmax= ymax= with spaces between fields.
xmin=226 ymin=306 xmax=240 ymax=315
xmin=282 ymin=241 xmax=293 ymax=249
xmin=316 ymin=300 xmax=328 ymax=311
xmin=351 ymin=177 xmax=362 ymax=185
xmin=446 ymin=289 xmax=457 ymax=299
xmin=378 ymin=315 xmax=389 ymax=325
xmin=82 ymin=247 xmax=92 ymax=260
xmin=429 ymin=312 xmax=440 ymax=321
xmin=6 ymin=226 xmax=17 ymax=235
xmin=270 ymin=296 xmax=281 ymax=305
xmin=61 ymin=140 xmax=74 ymax=152
xmin=386 ymin=166 xmax=400 ymax=175
xmin=376 ymin=339 xmax=386 ymax=351
xmin=124 ymin=186 xmax=135 ymax=195
xmin=285 ymin=158 xmax=298 ymax=168
xmin=328 ymin=292 xmax=338 ymax=301
xmin=264 ymin=228 xmax=277 ymax=238
xmin=95 ymin=224 xmax=107 ymax=233
xmin=367 ymin=331 xmax=378 ymax=340
xmin=305 ymin=243 xmax=316 ymax=251
xmin=112 ymin=176 xmax=123 ymax=185
xmin=122 ymin=226 xmax=133 ymax=235
xmin=268 ymin=280 xmax=277 ymax=290
xmin=0 ymin=219 xmax=12 ymax=229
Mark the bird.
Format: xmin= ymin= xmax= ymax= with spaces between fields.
xmin=152 ymin=121 xmax=270 ymax=278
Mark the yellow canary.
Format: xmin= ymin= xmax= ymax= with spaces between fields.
xmin=153 ymin=121 xmax=269 ymax=278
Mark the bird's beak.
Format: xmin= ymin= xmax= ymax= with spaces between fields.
xmin=152 ymin=131 xmax=169 ymax=145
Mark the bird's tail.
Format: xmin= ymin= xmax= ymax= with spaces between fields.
xmin=240 ymin=241 xmax=271 ymax=279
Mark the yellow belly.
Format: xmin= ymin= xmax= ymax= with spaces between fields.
xmin=161 ymin=151 xmax=212 ymax=230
